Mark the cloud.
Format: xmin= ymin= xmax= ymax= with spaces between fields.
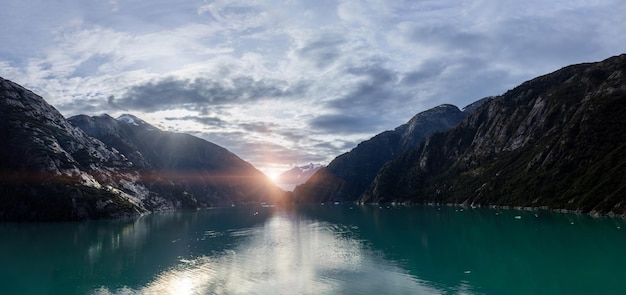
xmin=164 ymin=116 xmax=228 ymax=128
xmin=309 ymin=114 xmax=389 ymax=134
xmin=197 ymin=131 xmax=328 ymax=166
xmin=2 ymin=0 xmax=626 ymax=173
xmin=107 ymin=95 xmax=125 ymax=111
xmin=400 ymin=60 xmax=447 ymax=86
xmin=239 ymin=122 xmax=276 ymax=134
xmin=115 ymin=76 xmax=308 ymax=112
xmin=327 ymin=62 xmax=401 ymax=111
xmin=297 ymin=33 xmax=347 ymax=69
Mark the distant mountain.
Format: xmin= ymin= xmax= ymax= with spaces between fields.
xmin=293 ymin=103 xmax=484 ymax=203
xmin=0 ymin=77 xmax=283 ymax=221
xmin=275 ymin=163 xmax=324 ymax=190
xmin=362 ymin=54 xmax=626 ymax=215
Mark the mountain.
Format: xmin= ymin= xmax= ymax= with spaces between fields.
xmin=275 ymin=163 xmax=324 ymax=191
xmin=362 ymin=54 xmax=626 ymax=215
xmin=69 ymin=114 xmax=282 ymax=207
xmin=0 ymin=77 xmax=282 ymax=221
xmin=293 ymin=103 xmax=480 ymax=203
xmin=0 ymin=77 xmax=148 ymax=221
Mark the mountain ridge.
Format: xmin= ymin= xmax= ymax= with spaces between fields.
xmin=361 ymin=54 xmax=626 ymax=215
xmin=292 ymin=102 xmax=483 ymax=203
xmin=70 ymin=113 xmax=283 ymax=208
xmin=0 ymin=77 xmax=283 ymax=221
xmin=275 ymin=163 xmax=324 ymax=191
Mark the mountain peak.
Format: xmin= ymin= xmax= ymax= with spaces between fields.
xmin=117 ymin=114 xmax=146 ymax=126
xmin=275 ymin=163 xmax=324 ymax=191
xmin=116 ymin=114 xmax=159 ymax=131
xmin=361 ymin=54 xmax=626 ymax=215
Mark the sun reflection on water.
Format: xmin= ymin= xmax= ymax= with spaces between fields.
xmin=96 ymin=210 xmax=435 ymax=295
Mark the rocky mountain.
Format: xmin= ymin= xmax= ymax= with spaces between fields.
xmin=70 ymin=114 xmax=282 ymax=207
xmin=362 ymin=54 xmax=626 ymax=215
xmin=293 ymin=103 xmax=479 ymax=203
xmin=0 ymin=77 xmax=282 ymax=221
xmin=275 ymin=163 xmax=324 ymax=191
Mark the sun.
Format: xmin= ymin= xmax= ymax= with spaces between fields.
xmin=266 ymin=171 xmax=281 ymax=183
xmin=261 ymin=166 xmax=286 ymax=184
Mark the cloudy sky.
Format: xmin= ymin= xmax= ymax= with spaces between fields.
xmin=1 ymin=0 xmax=625 ymax=177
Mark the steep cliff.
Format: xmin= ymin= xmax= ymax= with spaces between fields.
xmin=363 ymin=54 xmax=626 ymax=215
xmin=70 ymin=114 xmax=283 ymax=207
xmin=293 ymin=104 xmax=472 ymax=203
xmin=0 ymin=77 xmax=147 ymax=221
xmin=0 ymin=77 xmax=283 ymax=221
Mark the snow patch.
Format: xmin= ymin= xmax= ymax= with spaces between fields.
xmin=117 ymin=114 xmax=140 ymax=126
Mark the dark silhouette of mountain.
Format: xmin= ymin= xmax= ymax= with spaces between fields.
xmin=0 ymin=77 xmax=282 ymax=221
xmin=362 ymin=54 xmax=626 ymax=215
xmin=69 ymin=114 xmax=283 ymax=208
xmin=293 ymin=103 xmax=479 ymax=203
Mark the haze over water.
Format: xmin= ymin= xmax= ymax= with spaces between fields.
xmin=1 ymin=205 xmax=624 ymax=294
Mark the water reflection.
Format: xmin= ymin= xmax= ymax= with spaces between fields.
xmin=299 ymin=205 xmax=626 ymax=295
xmin=1 ymin=205 xmax=625 ymax=294
xmin=131 ymin=209 xmax=435 ymax=294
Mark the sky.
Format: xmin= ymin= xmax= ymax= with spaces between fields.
xmin=1 ymin=0 xmax=625 ymax=178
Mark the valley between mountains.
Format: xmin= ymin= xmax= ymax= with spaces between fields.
xmin=1 ymin=54 xmax=625 ymax=221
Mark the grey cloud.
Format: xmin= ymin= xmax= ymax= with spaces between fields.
xmin=402 ymin=12 xmax=605 ymax=74
xmin=308 ymin=114 xmax=388 ymax=134
xmin=116 ymin=76 xmax=309 ymax=112
xmin=490 ymin=16 xmax=601 ymax=68
xmin=327 ymin=62 xmax=403 ymax=112
xmin=239 ymin=122 xmax=276 ymax=134
xmin=198 ymin=131 xmax=327 ymax=165
xmin=297 ymin=34 xmax=347 ymax=68
xmin=345 ymin=62 xmax=397 ymax=84
xmin=329 ymin=81 xmax=395 ymax=111
xmin=401 ymin=60 xmax=447 ymax=86
xmin=164 ymin=116 xmax=227 ymax=128
xmin=58 ymin=98 xmax=112 ymax=116
xmin=407 ymin=23 xmax=486 ymax=53
xmin=314 ymin=140 xmax=359 ymax=152
xmin=275 ymin=129 xmax=308 ymax=143
xmin=107 ymin=95 xmax=125 ymax=111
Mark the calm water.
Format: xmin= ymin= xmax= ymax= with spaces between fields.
xmin=1 ymin=205 xmax=625 ymax=294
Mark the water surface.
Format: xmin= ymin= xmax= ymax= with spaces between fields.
xmin=1 ymin=205 xmax=625 ymax=294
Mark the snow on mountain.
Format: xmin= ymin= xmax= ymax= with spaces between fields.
xmin=117 ymin=114 xmax=141 ymax=125
xmin=0 ymin=77 xmax=285 ymax=221
xmin=275 ymin=163 xmax=324 ymax=191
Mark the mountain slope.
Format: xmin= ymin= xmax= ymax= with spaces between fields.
xmin=362 ymin=54 xmax=626 ymax=215
xmin=0 ymin=77 xmax=284 ymax=221
xmin=293 ymin=104 xmax=472 ymax=203
xmin=0 ymin=77 xmax=147 ymax=221
xmin=69 ymin=114 xmax=283 ymax=206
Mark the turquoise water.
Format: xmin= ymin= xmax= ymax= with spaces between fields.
xmin=1 ymin=205 xmax=625 ymax=294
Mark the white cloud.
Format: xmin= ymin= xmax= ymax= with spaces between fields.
xmin=1 ymin=0 xmax=626 ymax=172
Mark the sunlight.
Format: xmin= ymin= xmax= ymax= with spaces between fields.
xmin=265 ymin=171 xmax=280 ymax=183
xmin=260 ymin=165 xmax=287 ymax=184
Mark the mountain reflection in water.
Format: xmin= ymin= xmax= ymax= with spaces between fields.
xmin=135 ymin=209 xmax=429 ymax=294
xmin=1 ymin=205 xmax=625 ymax=294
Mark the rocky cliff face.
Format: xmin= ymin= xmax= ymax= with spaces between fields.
xmin=362 ymin=54 xmax=626 ymax=215
xmin=70 ymin=114 xmax=283 ymax=207
xmin=0 ymin=77 xmax=147 ymax=221
xmin=293 ymin=104 xmax=473 ymax=203
xmin=0 ymin=77 xmax=283 ymax=221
